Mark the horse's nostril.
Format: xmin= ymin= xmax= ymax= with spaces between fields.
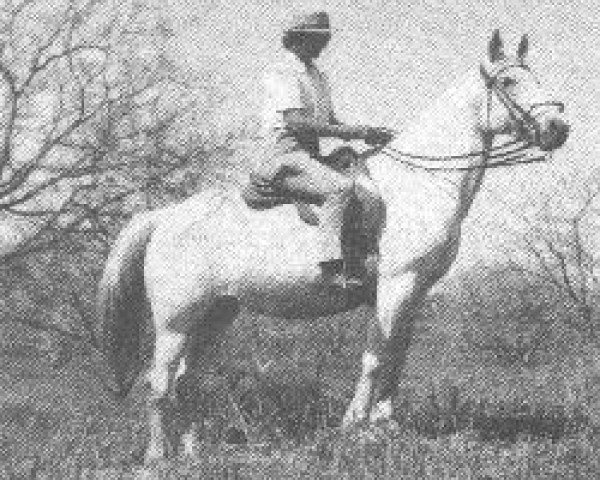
xmin=550 ymin=118 xmax=566 ymax=131
xmin=553 ymin=118 xmax=570 ymax=139
xmin=538 ymin=117 xmax=569 ymax=151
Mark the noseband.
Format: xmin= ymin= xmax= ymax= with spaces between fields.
xmin=380 ymin=61 xmax=565 ymax=171
xmin=479 ymin=63 xmax=565 ymax=146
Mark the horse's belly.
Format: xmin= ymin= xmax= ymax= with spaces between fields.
xmin=239 ymin=280 xmax=364 ymax=318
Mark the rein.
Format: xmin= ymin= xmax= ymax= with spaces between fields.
xmin=379 ymin=140 xmax=547 ymax=175
xmin=379 ymin=62 xmax=560 ymax=171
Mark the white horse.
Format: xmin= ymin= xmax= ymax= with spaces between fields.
xmin=98 ymin=31 xmax=569 ymax=461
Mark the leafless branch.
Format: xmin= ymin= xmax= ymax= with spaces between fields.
xmin=0 ymin=78 xmax=157 ymax=200
xmin=543 ymin=236 xmax=581 ymax=303
xmin=20 ymin=45 xmax=109 ymax=94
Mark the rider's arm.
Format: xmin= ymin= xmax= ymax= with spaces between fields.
xmin=282 ymin=109 xmax=369 ymax=141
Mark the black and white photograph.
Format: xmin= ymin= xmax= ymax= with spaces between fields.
xmin=0 ymin=0 xmax=594 ymax=477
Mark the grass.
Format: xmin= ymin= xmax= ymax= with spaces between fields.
xmin=2 ymin=294 xmax=600 ymax=478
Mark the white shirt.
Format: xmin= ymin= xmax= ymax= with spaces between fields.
xmin=261 ymin=51 xmax=334 ymax=150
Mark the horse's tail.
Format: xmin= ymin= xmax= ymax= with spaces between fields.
xmin=97 ymin=211 xmax=156 ymax=398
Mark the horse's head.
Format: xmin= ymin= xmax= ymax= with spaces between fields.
xmin=479 ymin=30 xmax=569 ymax=152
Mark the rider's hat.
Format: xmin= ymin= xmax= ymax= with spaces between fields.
xmin=282 ymin=11 xmax=331 ymax=51
xmin=284 ymin=11 xmax=331 ymax=35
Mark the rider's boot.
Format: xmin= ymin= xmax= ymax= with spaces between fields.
xmin=319 ymin=258 xmax=363 ymax=289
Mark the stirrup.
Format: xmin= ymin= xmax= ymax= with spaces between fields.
xmin=325 ymin=273 xmax=364 ymax=290
xmin=319 ymin=259 xmax=364 ymax=290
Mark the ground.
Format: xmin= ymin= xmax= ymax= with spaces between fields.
xmin=2 ymin=294 xmax=600 ymax=479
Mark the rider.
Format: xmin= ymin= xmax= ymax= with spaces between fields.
xmin=253 ymin=11 xmax=392 ymax=288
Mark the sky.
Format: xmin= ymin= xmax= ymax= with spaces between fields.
xmin=160 ymin=0 xmax=600 ymax=268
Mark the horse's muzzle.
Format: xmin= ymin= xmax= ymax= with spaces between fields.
xmin=536 ymin=113 xmax=570 ymax=151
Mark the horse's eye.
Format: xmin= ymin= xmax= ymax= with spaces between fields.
xmin=501 ymin=77 xmax=516 ymax=88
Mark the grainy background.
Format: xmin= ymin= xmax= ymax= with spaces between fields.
xmin=1 ymin=1 xmax=599 ymax=477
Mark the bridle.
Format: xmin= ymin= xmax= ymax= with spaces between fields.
xmin=380 ymin=61 xmax=565 ymax=171
xmin=480 ymin=62 xmax=564 ymax=147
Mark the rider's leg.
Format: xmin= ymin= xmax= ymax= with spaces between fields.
xmin=323 ymin=148 xmax=384 ymax=282
xmin=276 ymin=152 xmax=361 ymax=286
xmin=278 ymin=151 xmax=353 ymax=248
xmin=353 ymin=167 xmax=384 ymax=256
xmin=318 ymin=186 xmax=353 ymax=261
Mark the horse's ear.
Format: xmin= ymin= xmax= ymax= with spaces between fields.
xmin=517 ymin=34 xmax=529 ymax=61
xmin=488 ymin=29 xmax=505 ymax=63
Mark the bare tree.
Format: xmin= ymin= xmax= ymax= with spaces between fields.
xmin=0 ymin=1 xmax=236 ymax=386
xmin=0 ymin=0 xmax=207 ymax=258
xmin=507 ymin=181 xmax=600 ymax=342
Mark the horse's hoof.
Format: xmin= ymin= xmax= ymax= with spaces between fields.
xmin=341 ymin=408 xmax=367 ymax=429
xmin=181 ymin=431 xmax=201 ymax=459
xmin=354 ymin=427 xmax=380 ymax=444
xmin=134 ymin=466 xmax=161 ymax=479
xmin=368 ymin=399 xmax=392 ymax=423
xmin=144 ymin=448 xmax=167 ymax=465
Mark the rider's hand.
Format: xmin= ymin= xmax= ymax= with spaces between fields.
xmin=364 ymin=127 xmax=394 ymax=146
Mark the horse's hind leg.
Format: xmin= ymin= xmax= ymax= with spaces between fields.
xmin=145 ymin=328 xmax=187 ymax=462
xmin=176 ymin=296 xmax=240 ymax=458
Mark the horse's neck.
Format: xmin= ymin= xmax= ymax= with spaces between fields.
xmin=368 ymin=72 xmax=487 ymax=222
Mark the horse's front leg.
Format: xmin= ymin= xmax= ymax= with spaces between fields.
xmin=343 ymin=271 xmax=422 ymax=427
